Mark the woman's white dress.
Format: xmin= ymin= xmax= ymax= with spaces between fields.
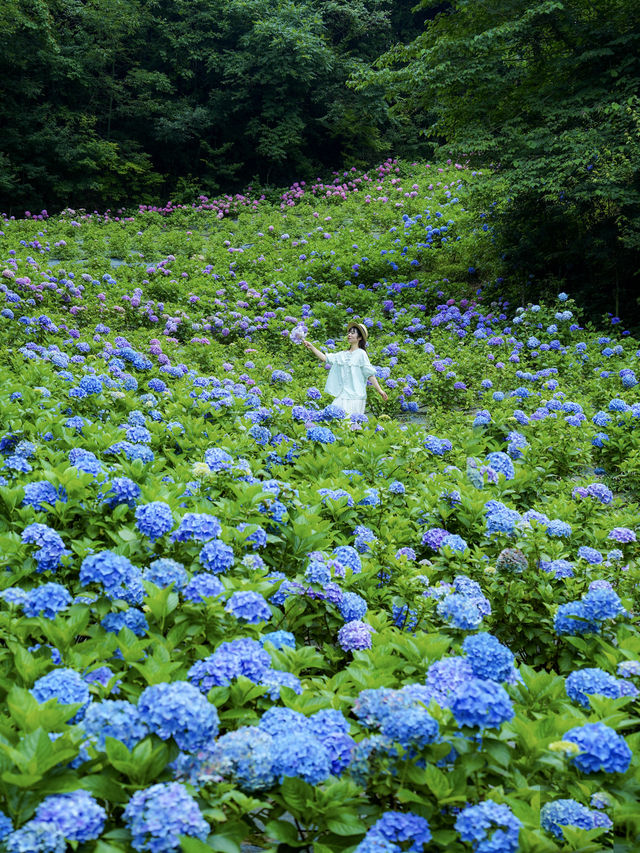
xmin=324 ymin=349 xmax=377 ymax=414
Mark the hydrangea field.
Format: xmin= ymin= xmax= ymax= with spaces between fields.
xmin=1 ymin=159 xmax=639 ymax=853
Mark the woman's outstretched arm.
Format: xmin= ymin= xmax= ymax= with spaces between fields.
xmin=368 ymin=375 xmax=388 ymax=401
xmin=303 ymin=340 xmax=328 ymax=363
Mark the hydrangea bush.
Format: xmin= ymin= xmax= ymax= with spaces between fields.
xmin=0 ymin=158 xmax=638 ymax=850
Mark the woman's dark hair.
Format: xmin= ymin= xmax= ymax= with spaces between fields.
xmin=348 ymin=325 xmax=367 ymax=350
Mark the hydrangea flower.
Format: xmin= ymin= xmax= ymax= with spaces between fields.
xmin=31 ymin=668 xmax=91 ymax=723
xmin=103 ymin=477 xmax=141 ymax=508
xmin=170 ymin=512 xmax=221 ymax=543
xmin=135 ymin=502 xmax=174 ymax=542
xmin=143 ymin=558 xmax=188 ymax=591
xmin=137 ymin=682 xmax=219 ymax=752
xmin=356 ymin=812 xmax=431 ymax=853
xmin=34 ymin=790 xmax=106 ymax=842
xmin=339 ymin=592 xmax=368 ymax=622
xmin=123 ymin=783 xmax=209 ymax=852
xmin=463 ymin=633 xmax=515 ymax=683
xmin=23 ymin=481 xmax=66 ymax=512
xmin=187 ymin=639 xmax=272 ymax=691
xmin=225 ymin=591 xmax=271 ymax=623
xmin=270 ymin=731 xmax=330 ymax=785
xmin=338 ymin=620 xmax=374 ymax=651
xmin=455 ymin=801 xmax=521 ymax=853
xmin=199 ymin=539 xmax=235 ymax=574
xmin=80 ymin=550 xmax=144 ymax=605
xmin=484 ymin=451 xmax=515 ymax=480
xmin=438 ymin=594 xmax=484 ymax=630
xmin=564 ymin=722 xmax=632 ymax=773
xmin=424 ymin=435 xmax=452 ymax=455
xmin=565 ymin=668 xmax=626 ymax=708
xmin=22 ymin=583 xmax=72 ymax=619
xmin=82 ymin=699 xmax=148 ymax=750
xmin=306 ymin=426 xmax=336 ymax=444
xmin=5 ymin=822 xmax=65 ymax=853
xmin=21 ymin=523 xmax=69 ymax=573
xmin=183 ymin=574 xmax=224 ymax=603
xmin=101 ymin=608 xmax=149 ymax=637
xmin=449 ymin=678 xmax=514 ymax=729
xmin=541 ymin=799 xmax=612 ymax=838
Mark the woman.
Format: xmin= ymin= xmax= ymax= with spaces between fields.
xmin=303 ymin=323 xmax=388 ymax=414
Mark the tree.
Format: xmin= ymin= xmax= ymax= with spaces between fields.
xmin=354 ymin=0 xmax=640 ymax=320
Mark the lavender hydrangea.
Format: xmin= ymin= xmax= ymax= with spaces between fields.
xmin=338 ymin=620 xmax=374 ymax=651
xmin=34 ymin=790 xmax=106 ymax=843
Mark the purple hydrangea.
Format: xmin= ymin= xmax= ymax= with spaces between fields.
xmin=338 ymin=620 xmax=374 ymax=652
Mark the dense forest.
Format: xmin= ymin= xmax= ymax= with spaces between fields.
xmin=1 ymin=0 xmax=640 ymax=320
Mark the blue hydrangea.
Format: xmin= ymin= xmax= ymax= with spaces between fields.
xmin=137 ymin=682 xmax=219 ymax=752
xmin=438 ymin=594 xmax=484 ymax=630
xmin=21 ymin=523 xmax=69 ymax=573
xmin=187 ymin=639 xmax=272 ymax=691
xmin=463 ymin=633 xmax=515 ymax=683
xmin=582 ymin=587 xmax=625 ymax=621
xmin=339 ymin=592 xmax=368 ymax=622
xmin=143 ymin=559 xmax=188 ymax=591
xmin=260 ymin=630 xmax=296 ymax=650
xmin=23 ymin=583 xmax=72 ymax=619
xmin=380 ymin=706 xmax=439 ymax=749
xmin=541 ymin=799 xmax=612 ymax=839
xmin=424 ymin=435 xmax=452 ymax=455
xmin=171 ymin=512 xmax=221 ymax=543
xmin=135 ymin=502 xmax=174 ymax=542
xmin=565 ymin=668 xmax=624 ymax=708
xmin=455 ymin=801 xmax=521 ymax=853
xmin=354 ymin=525 xmax=377 ymax=552
xmin=484 ymin=451 xmax=515 ymax=480
xmin=201 ymin=727 xmax=276 ymax=791
xmin=271 ymin=731 xmax=331 ymax=785
xmin=237 ymin=522 xmax=267 ymax=549
xmin=449 ymin=678 xmax=514 ymax=729
xmin=204 ymin=447 xmax=233 ymax=472
xmin=79 ymin=551 xmax=144 ymax=605
xmin=389 ymin=480 xmax=406 ymax=494
xmin=34 ymin=790 xmax=106 ymax=842
xmin=68 ymin=448 xmax=103 ymax=477
xmin=577 ymin=546 xmax=603 ymax=564
xmin=338 ymin=620 xmax=374 ymax=651
xmin=554 ymin=601 xmax=599 ymax=635
xmin=332 ymin=545 xmax=362 ymax=574
xmin=103 ymin=477 xmax=141 ymax=508
xmin=357 ymin=812 xmax=431 ymax=853
xmin=424 ymin=656 xmax=474 ymax=707
xmin=183 ymin=574 xmax=224 ymax=602
xmin=546 ymin=519 xmax=572 ymax=537
xmin=81 ymin=699 xmax=148 ymax=750
xmin=564 ymin=722 xmax=632 ymax=773
xmin=106 ymin=441 xmax=155 ymax=463
xmin=0 ymin=812 xmax=12 ymax=841
xmin=225 ymin=591 xmax=271 ymax=623
xmin=31 ymin=668 xmax=91 ymax=722
xmin=6 ymin=821 xmax=65 ymax=853
xmin=101 ymin=608 xmax=149 ymax=637
xmin=306 ymin=426 xmax=336 ymax=444
xmin=23 ymin=481 xmax=66 ymax=512
xmin=305 ymin=558 xmax=332 ymax=585
xmin=123 ymin=782 xmax=209 ymax=853
xmin=440 ymin=534 xmax=468 ymax=553
xmin=540 ymin=558 xmax=574 ymax=578
xmin=199 ymin=539 xmax=235 ymax=574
